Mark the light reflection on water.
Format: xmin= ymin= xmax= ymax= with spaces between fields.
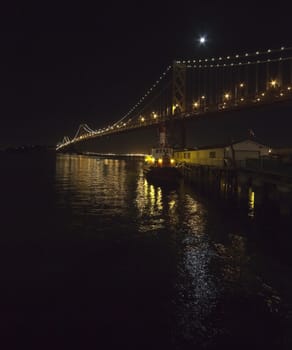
xmin=55 ymin=154 xmax=222 ymax=343
xmin=248 ymin=187 xmax=255 ymax=218
xmin=56 ymin=154 xmax=127 ymax=217
xmin=174 ymin=194 xmax=219 ymax=344
xmin=1 ymin=152 xmax=292 ymax=349
xmin=53 ymin=154 xmax=291 ymax=347
xmin=135 ymin=167 xmax=178 ymax=232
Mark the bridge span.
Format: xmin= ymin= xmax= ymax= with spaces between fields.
xmin=57 ymin=46 xmax=292 ymax=153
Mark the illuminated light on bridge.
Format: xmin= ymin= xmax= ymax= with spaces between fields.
xmin=56 ymin=45 xmax=292 ymax=151
xmin=270 ymin=80 xmax=278 ymax=87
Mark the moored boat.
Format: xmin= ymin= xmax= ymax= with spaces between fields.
xmin=144 ymin=125 xmax=182 ymax=185
xmin=144 ymin=162 xmax=182 ymax=185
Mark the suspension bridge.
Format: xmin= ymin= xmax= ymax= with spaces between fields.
xmin=56 ymin=46 xmax=292 ymax=152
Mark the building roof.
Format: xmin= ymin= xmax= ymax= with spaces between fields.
xmin=175 ymin=137 xmax=271 ymax=152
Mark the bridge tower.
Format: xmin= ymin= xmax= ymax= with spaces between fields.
xmin=171 ymin=61 xmax=187 ymax=148
xmin=172 ymin=61 xmax=187 ymax=114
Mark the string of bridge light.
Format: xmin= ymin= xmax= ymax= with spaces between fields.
xmin=81 ymin=65 xmax=172 ymax=137
xmin=176 ymin=46 xmax=292 ymax=65
xmin=72 ymin=64 xmax=172 ymax=138
xmin=57 ymin=136 xmax=70 ymax=148
xmin=111 ymin=64 xmax=172 ymax=128
xmin=186 ymin=55 xmax=292 ymax=69
xmin=58 ymin=46 xmax=292 ymax=147
xmin=73 ymin=124 xmax=95 ymax=140
xmin=64 ymin=54 xmax=292 ymax=143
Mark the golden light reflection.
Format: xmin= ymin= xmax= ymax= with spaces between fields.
xmin=169 ymin=199 xmax=176 ymax=210
xmin=55 ymin=154 xmax=126 ymax=215
xmin=248 ymin=187 xmax=255 ymax=218
xmin=135 ymin=164 xmax=179 ymax=232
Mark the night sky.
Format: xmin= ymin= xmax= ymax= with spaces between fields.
xmin=1 ymin=1 xmax=291 ymax=147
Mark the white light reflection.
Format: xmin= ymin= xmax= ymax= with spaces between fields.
xmin=175 ymin=194 xmax=219 ymax=342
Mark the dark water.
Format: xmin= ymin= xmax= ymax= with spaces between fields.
xmin=1 ymin=152 xmax=292 ymax=349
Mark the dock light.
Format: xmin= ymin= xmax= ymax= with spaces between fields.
xmin=170 ymin=159 xmax=175 ymax=164
xmin=158 ymin=158 xmax=163 ymax=164
xmin=145 ymin=155 xmax=153 ymax=163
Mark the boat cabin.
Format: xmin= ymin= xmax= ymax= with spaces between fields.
xmin=145 ymin=147 xmax=175 ymax=167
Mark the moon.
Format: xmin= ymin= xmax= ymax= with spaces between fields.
xmin=199 ymin=36 xmax=206 ymax=45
